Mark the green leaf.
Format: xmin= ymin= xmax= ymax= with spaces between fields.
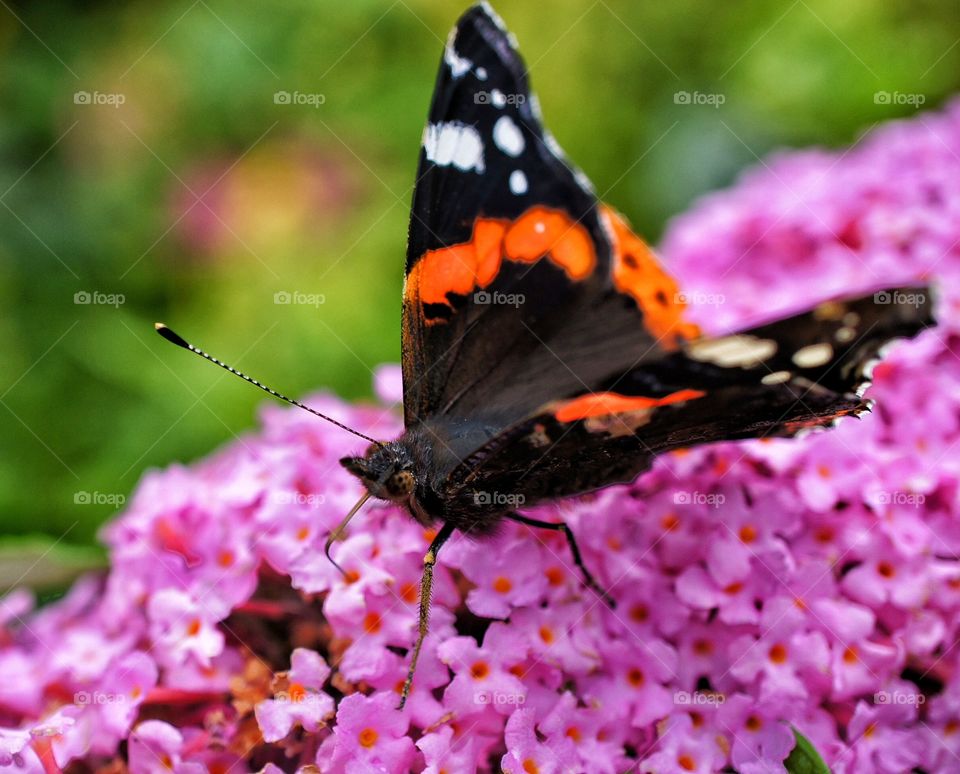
xmin=0 ymin=536 xmax=106 ymax=595
xmin=784 ymin=727 xmax=832 ymax=774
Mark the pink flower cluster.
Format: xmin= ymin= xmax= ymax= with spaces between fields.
xmin=4 ymin=102 xmax=960 ymax=772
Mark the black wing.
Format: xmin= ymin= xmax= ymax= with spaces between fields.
xmin=401 ymin=3 xmax=700 ymax=462
xmin=439 ymin=288 xmax=934 ymax=512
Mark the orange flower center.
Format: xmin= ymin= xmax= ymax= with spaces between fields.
xmin=678 ymin=754 xmax=697 ymax=771
xmin=186 ymin=619 xmax=202 ymax=637
xmin=493 ymin=576 xmax=513 ymax=594
xmin=400 ymin=582 xmax=418 ymax=603
xmin=539 ymin=626 xmax=555 ymax=644
xmin=627 ymin=667 xmax=645 ymax=687
xmin=545 ymin=566 xmax=565 ymax=586
xmin=288 ymin=682 xmax=306 ymax=702
xmin=523 ymin=760 xmax=539 ymax=774
xmin=877 ymin=561 xmax=896 ymax=578
xmin=661 ymin=512 xmax=681 ymax=532
xmin=745 ymin=714 xmax=762 ymax=732
xmin=471 ymin=661 xmax=490 ymax=680
xmin=358 ymin=727 xmax=378 ymax=748
xmin=693 ymin=638 xmax=713 ymax=656
xmin=363 ymin=612 xmax=382 ymax=634
xmin=738 ymin=525 xmax=757 ymax=543
xmin=768 ymin=643 xmax=788 ymax=664
xmin=630 ymin=603 xmax=649 ymax=623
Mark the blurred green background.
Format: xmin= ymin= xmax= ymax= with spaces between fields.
xmin=1 ymin=0 xmax=958 ymax=569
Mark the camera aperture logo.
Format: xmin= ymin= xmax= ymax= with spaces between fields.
xmin=675 ymin=290 xmax=725 ymax=307
xmin=673 ymin=491 xmax=725 ymax=508
xmin=75 ymin=691 xmax=126 ymax=706
xmin=674 ymin=91 xmax=725 ymax=108
xmin=74 ymin=291 xmax=125 ymax=308
xmin=274 ymin=291 xmax=326 ymax=308
xmin=74 ymin=91 xmax=126 ymax=108
xmin=74 ymin=491 xmax=126 ymax=506
xmin=473 ymin=490 xmax=525 ymax=508
xmin=474 ymin=690 xmax=525 ymax=706
xmin=874 ymin=290 xmax=925 ymax=308
xmin=271 ymin=491 xmax=326 ymax=507
xmin=874 ymin=91 xmax=925 ymax=108
xmin=274 ymin=91 xmax=326 ymax=108
xmin=674 ymin=690 xmax=725 ymax=706
xmin=474 ymin=290 xmax=525 ymax=308
xmin=474 ymin=90 xmax=525 ymax=107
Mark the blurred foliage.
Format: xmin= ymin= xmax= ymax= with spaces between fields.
xmin=0 ymin=0 xmax=958 ymax=548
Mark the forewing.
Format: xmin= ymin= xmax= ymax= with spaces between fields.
xmin=401 ymin=4 xmax=699 ymax=449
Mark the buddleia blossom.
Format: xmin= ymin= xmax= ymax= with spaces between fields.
xmin=2 ymin=101 xmax=960 ymax=772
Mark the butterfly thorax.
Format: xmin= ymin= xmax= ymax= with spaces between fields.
xmin=339 ymin=428 xmax=507 ymax=533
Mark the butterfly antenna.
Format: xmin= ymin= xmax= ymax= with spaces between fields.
xmin=154 ymin=323 xmax=384 ymax=447
xmin=324 ymin=491 xmax=372 ymax=577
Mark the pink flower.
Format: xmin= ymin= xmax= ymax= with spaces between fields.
xmin=500 ymin=708 xmax=578 ymax=774
xmin=254 ymin=648 xmax=334 ymax=743
xmin=147 ymin=589 xmax=224 ymax=668
xmin=128 ymin=720 xmax=204 ymax=774
xmin=324 ymin=692 xmax=415 ymax=774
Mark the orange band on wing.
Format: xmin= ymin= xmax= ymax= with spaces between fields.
xmin=554 ymin=388 xmax=705 ymax=423
xmin=406 ymin=207 xmax=596 ymax=321
xmin=600 ymin=205 xmax=701 ymax=348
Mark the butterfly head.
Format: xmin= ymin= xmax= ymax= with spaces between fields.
xmin=340 ymin=442 xmax=417 ymax=503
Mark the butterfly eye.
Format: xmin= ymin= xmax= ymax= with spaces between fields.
xmin=386 ymin=471 xmax=416 ymax=497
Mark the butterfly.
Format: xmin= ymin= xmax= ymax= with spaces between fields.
xmin=157 ymin=1 xmax=933 ymax=708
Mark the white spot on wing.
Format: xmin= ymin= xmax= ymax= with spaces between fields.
xmin=793 ymin=343 xmax=834 ymax=369
xmin=476 ymin=67 xmax=488 ymax=81
xmin=444 ymin=28 xmax=472 ymax=78
xmin=493 ymin=115 xmax=524 ymax=157
xmin=423 ymin=122 xmax=485 ymax=173
xmin=509 ymin=169 xmax=528 ymax=195
xmin=688 ymin=335 xmax=778 ymax=368
xmin=761 ymin=371 xmax=792 ymax=385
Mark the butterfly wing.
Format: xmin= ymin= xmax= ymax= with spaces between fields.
xmin=402 ymin=4 xmax=699 ymax=451
xmin=440 ymin=288 xmax=933 ymax=511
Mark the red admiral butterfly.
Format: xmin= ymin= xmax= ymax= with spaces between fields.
xmin=157 ymin=2 xmax=933 ymax=708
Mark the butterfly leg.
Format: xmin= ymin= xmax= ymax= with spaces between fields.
xmin=399 ymin=520 xmax=456 ymax=710
xmin=506 ymin=512 xmax=615 ymax=608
